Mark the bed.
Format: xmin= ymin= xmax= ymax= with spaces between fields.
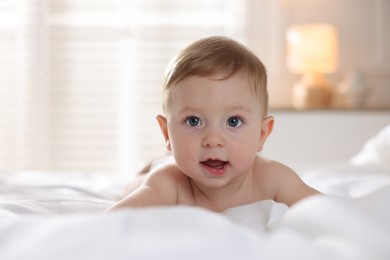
xmin=1 ymin=124 xmax=389 ymax=260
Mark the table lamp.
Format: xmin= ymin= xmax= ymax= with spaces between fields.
xmin=287 ymin=24 xmax=338 ymax=109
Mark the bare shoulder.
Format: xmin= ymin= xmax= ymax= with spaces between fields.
xmin=123 ymin=155 xmax=176 ymax=196
xmin=106 ymin=163 xmax=188 ymax=211
xmin=254 ymin=157 xmax=320 ymax=207
xmin=145 ymin=162 xmax=186 ymax=187
xmin=145 ymin=162 xmax=194 ymax=199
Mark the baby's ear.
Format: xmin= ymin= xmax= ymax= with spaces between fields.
xmin=156 ymin=115 xmax=171 ymax=151
xmin=257 ymin=116 xmax=274 ymax=152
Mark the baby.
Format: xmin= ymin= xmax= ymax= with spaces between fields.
xmin=107 ymin=36 xmax=319 ymax=212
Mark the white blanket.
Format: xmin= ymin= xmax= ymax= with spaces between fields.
xmin=1 ymin=185 xmax=389 ymax=260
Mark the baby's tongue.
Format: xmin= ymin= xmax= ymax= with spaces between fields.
xmin=204 ymin=160 xmax=225 ymax=169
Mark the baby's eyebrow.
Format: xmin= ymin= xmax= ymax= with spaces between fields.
xmin=176 ymin=107 xmax=202 ymax=115
xmin=227 ymin=106 xmax=252 ymax=113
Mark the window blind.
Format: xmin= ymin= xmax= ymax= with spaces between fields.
xmin=0 ymin=0 xmax=250 ymax=175
xmin=0 ymin=1 xmax=15 ymax=171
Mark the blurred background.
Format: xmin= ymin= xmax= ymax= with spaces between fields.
xmin=0 ymin=0 xmax=389 ymax=175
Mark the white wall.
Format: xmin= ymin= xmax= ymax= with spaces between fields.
xmin=262 ymin=110 xmax=389 ymax=164
xmin=246 ymin=0 xmax=390 ymax=109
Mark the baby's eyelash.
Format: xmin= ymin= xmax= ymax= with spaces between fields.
xmin=232 ymin=115 xmax=246 ymax=123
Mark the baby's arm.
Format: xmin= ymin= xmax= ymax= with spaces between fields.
xmin=106 ymin=164 xmax=181 ymax=211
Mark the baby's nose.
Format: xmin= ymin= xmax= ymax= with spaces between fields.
xmin=202 ymin=128 xmax=225 ymax=148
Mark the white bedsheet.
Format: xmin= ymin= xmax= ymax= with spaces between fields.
xmin=1 ymin=164 xmax=390 ymax=259
xmin=0 ymin=186 xmax=389 ymax=260
xmin=0 ymin=171 xmax=124 ymax=217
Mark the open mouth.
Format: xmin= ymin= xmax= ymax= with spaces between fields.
xmin=200 ymin=159 xmax=228 ymax=175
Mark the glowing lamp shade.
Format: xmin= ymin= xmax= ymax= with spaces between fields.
xmin=286 ymin=24 xmax=338 ymax=109
xmin=287 ymin=24 xmax=338 ymax=73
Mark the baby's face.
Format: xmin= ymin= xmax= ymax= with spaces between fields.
xmin=164 ymin=73 xmax=266 ymax=188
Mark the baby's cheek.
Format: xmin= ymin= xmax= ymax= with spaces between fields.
xmin=171 ymin=142 xmax=193 ymax=164
xmin=173 ymin=152 xmax=195 ymax=177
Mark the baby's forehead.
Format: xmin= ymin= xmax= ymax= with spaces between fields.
xmin=168 ymin=72 xmax=250 ymax=91
xmin=164 ymin=73 xmax=263 ymax=112
xmin=167 ymin=72 xmax=259 ymax=99
xmin=170 ymin=70 xmax=254 ymax=88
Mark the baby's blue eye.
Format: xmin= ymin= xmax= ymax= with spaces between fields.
xmin=186 ymin=116 xmax=201 ymax=127
xmin=227 ymin=116 xmax=243 ymax=127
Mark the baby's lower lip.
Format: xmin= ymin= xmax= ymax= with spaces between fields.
xmin=200 ymin=160 xmax=229 ymax=176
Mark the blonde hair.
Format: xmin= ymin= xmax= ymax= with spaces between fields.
xmin=163 ymin=36 xmax=268 ymax=114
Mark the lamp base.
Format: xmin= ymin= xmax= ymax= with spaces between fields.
xmin=291 ymin=73 xmax=333 ymax=109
